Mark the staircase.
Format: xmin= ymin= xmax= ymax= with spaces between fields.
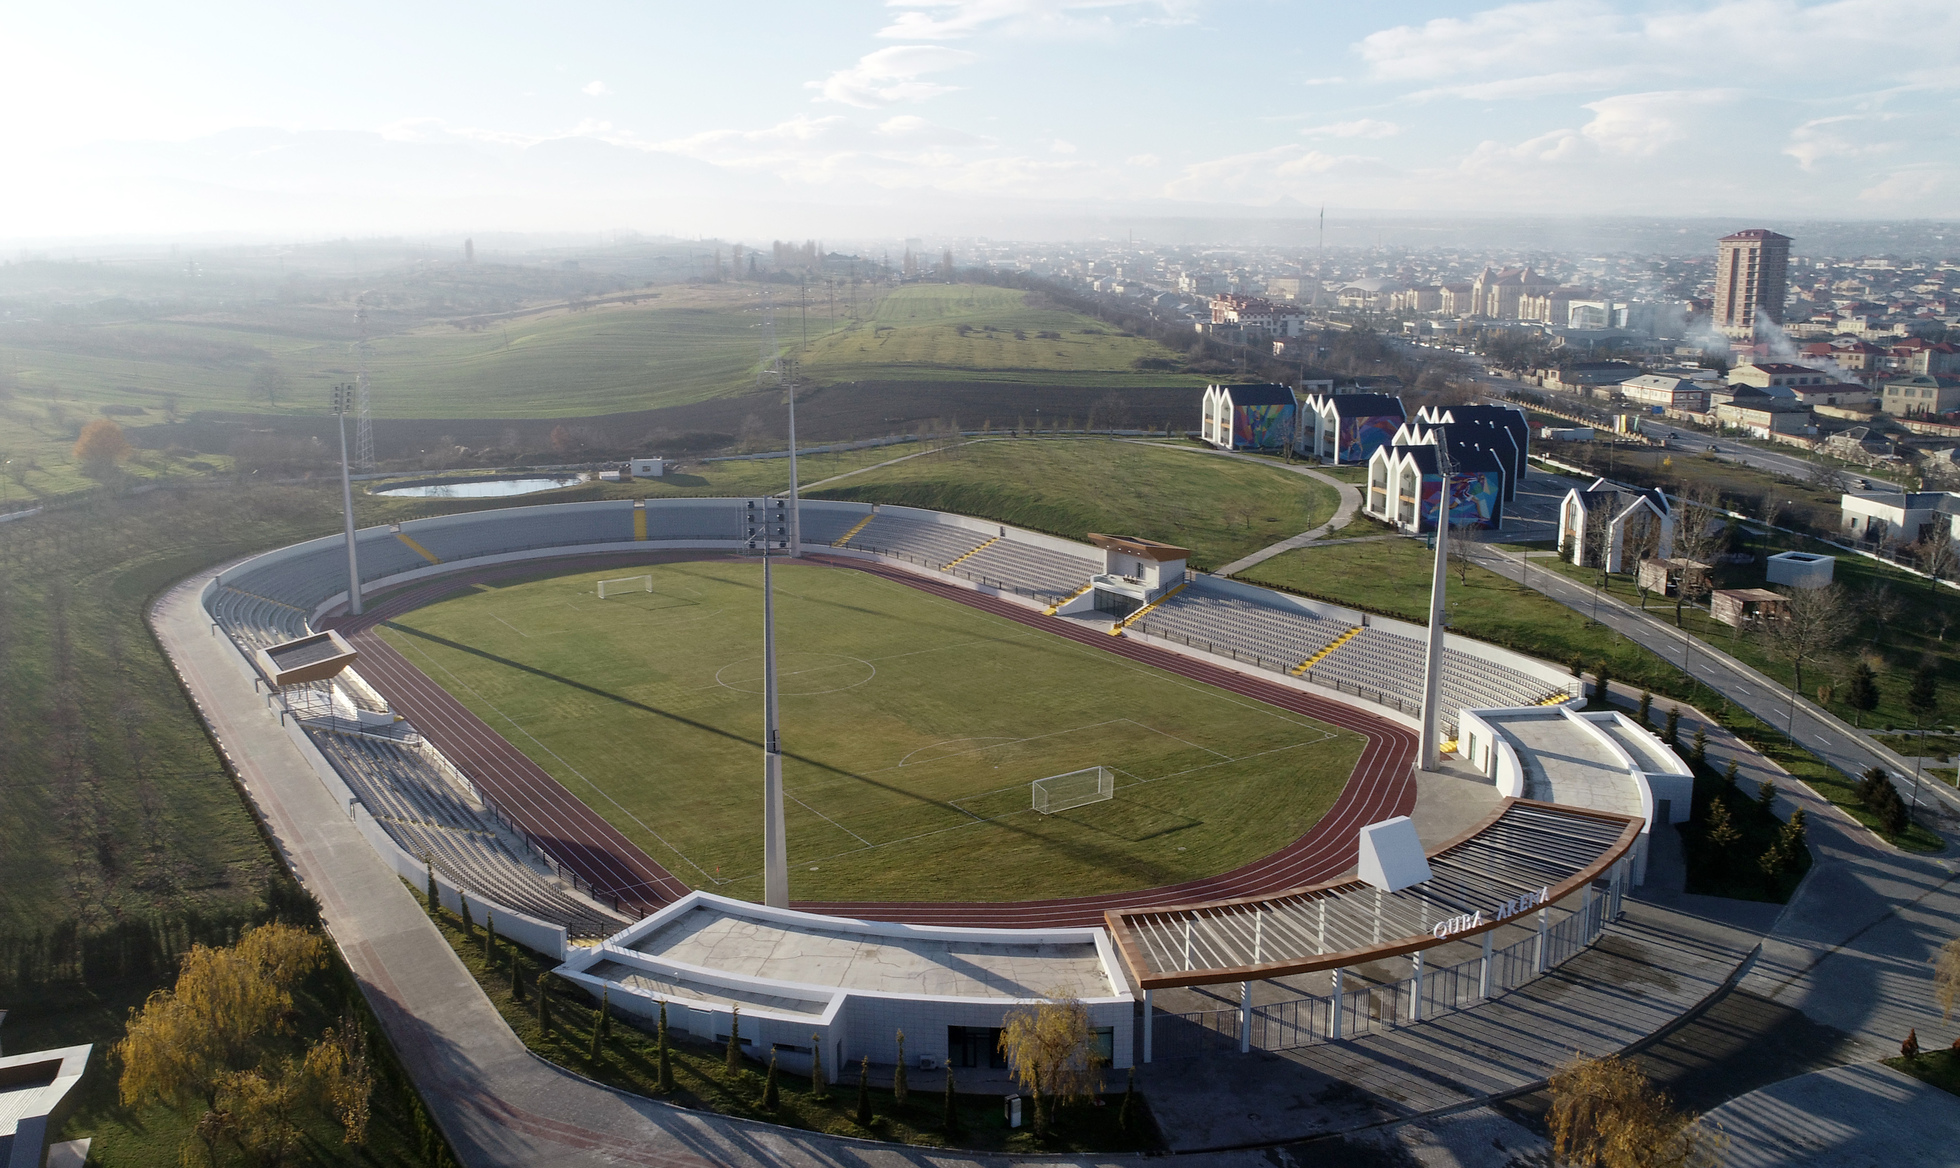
xmin=943 ymin=536 xmax=999 ymax=571
xmin=832 ymin=513 xmax=876 ymax=547
xmin=1108 ymin=581 xmax=1188 ymax=635
xmin=1042 ymin=581 xmax=1095 ymax=616
xmin=1291 ymin=626 xmax=1359 ymax=675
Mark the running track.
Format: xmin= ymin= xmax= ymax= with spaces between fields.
xmin=328 ymin=550 xmax=1415 ymax=928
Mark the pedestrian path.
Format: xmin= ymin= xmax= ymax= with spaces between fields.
xmin=1702 ymin=1063 xmax=1960 ymax=1167
xmin=1125 ymin=442 xmax=1363 ymax=577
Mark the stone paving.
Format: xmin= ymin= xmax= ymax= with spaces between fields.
xmin=1702 ymin=1063 xmax=1960 ymax=1167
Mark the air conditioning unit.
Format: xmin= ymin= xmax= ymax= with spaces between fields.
xmin=918 ymin=1055 xmax=938 ymax=1071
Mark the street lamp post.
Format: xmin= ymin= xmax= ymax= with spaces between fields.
xmin=329 ymin=384 xmax=363 ymax=617
xmin=743 ymin=498 xmax=791 ymax=908
xmin=1419 ymin=433 xmax=1453 ymax=772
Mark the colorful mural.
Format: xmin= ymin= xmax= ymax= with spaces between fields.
xmin=1417 ymin=471 xmax=1503 ymax=530
xmin=1233 ymin=402 xmax=1295 ymax=449
xmin=1337 ymin=414 xmax=1402 ymax=463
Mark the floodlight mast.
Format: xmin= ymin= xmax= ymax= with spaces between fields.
xmin=786 ymin=360 xmax=801 ymax=557
xmin=1419 ymin=429 xmax=1452 ymax=772
xmin=330 ymin=384 xmax=363 ymax=617
xmin=745 ymin=499 xmax=791 ymax=908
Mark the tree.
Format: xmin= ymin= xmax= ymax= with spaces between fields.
xmin=1909 ymin=662 xmax=1941 ymax=729
xmin=1756 ymin=779 xmax=1777 ymax=814
xmin=249 ymin=363 xmax=291 ymax=409
xmin=459 ymin=890 xmax=472 ymax=934
xmin=1668 ymin=487 xmax=1723 ymax=627
xmin=1593 ymin=659 xmax=1613 ymax=706
xmin=943 ymin=1067 xmax=960 ymax=1135
xmin=999 ymin=995 xmax=1103 ymax=1137
xmin=1867 ymin=584 xmax=1903 ymax=646
xmin=855 ymin=1056 xmax=873 ymax=1126
xmin=1689 ymin=725 xmax=1707 ymax=764
xmin=1546 ymin=1054 xmax=1721 ymax=1168
xmin=893 ymin=1030 xmax=908 ymax=1105
xmin=485 ymin=911 xmax=497 ymax=963
xmin=1935 ymin=935 xmax=1960 ymax=1020
xmin=1448 ymin=520 xmax=1477 ymax=585
xmin=1663 ymin=707 xmax=1680 ymax=746
xmin=1921 ymin=521 xmax=1957 ymax=582
xmin=1845 ymin=661 xmax=1880 ymax=727
xmin=725 ymin=1007 xmax=743 ymax=1076
xmin=1637 ymin=691 xmax=1653 ymax=724
xmin=590 ymin=989 xmax=610 ymax=1063
xmin=808 ymin=1032 xmax=827 ymax=1100
xmin=762 ymin=1051 xmax=780 ymax=1110
xmin=510 ymin=950 xmax=525 ymax=1003
xmin=425 ymin=857 xmax=438 ymax=914
xmin=537 ymin=973 xmax=552 ymax=1036
xmin=1701 ymin=798 xmax=1741 ymax=881
xmin=656 ymin=1002 xmax=673 ymax=1092
xmin=73 ymin=418 xmax=132 ymax=478
xmin=1118 ymin=1066 xmax=1138 ymax=1135
xmin=1757 ymin=583 xmax=1855 ymax=702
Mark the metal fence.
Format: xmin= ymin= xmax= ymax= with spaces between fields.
xmin=1150 ymin=886 xmax=1614 ymax=1058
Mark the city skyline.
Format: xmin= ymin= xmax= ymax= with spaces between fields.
xmin=3 ymin=0 xmax=1956 ymax=242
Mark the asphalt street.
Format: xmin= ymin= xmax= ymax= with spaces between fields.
xmin=1468 ymin=540 xmax=1960 ymax=827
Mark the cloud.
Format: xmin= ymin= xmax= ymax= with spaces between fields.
xmin=581 ymin=80 xmax=610 ymax=97
xmin=1048 ymin=138 xmax=1077 ymax=153
xmin=1579 ymin=89 xmax=1736 ymax=156
xmin=1784 ymin=113 xmax=1902 ymax=169
xmin=1300 ymin=118 xmax=1401 ymax=139
xmin=1163 ymin=143 xmax=1385 ymax=202
xmin=812 ymin=44 xmax=978 ymax=107
xmin=1358 ymin=0 xmax=1622 ymax=83
xmin=876 ymin=0 xmax=1197 ymax=41
xmin=1126 ymin=153 xmax=1160 ymax=167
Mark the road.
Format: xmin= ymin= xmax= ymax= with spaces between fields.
xmin=1469 ymin=540 xmax=1960 ymax=826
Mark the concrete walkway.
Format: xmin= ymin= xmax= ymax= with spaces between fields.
xmin=1702 ymin=1063 xmax=1960 ymax=1167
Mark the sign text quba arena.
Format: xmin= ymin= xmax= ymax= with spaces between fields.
xmin=1429 ymin=886 xmax=1550 ymax=941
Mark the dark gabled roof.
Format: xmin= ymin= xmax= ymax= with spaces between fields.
xmin=1326 ymin=393 xmax=1406 ymax=418
xmin=1395 ymin=443 xmax=1502 ymax=477
xmin=1214 ymin=382 xmax=1296 ymax=406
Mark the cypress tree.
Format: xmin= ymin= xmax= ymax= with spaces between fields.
xmin=1846 ymin=661 xmax=1879 ymax=726
xmin=808 ymin=1033 xmax=827 ymax=1100
xmin=1592 ymin=660 xmax=1611 ymax=705
xmin=943 ymin=1067 xmax=960 ymax=1135
xmin=537 ymin=972 xmax=551 ymax=1036
xmin=893 ymin=1030 xmax=908 ymax=1106
xmin=485 ymin=911 xmax=497 ymax=962
xmin=1703 ymin=797 xmax=1741 ymax=880
xmin=1637 ymin=690 xmax=1653 ymax=724
xmin=1690 ymin=724 xmax=1707 ymax=764
xmin=1664 ymin=706 xmax=1681 ymax=746
xmin=855 ymin=1056 xmax=872 ymax=1126
xmin=1756 ymin=779 xmax=1778 ymax=815
xmin=763 ymin=1051 xmax=780 ymax=1110
xmin=1119 ymin=1066 xmax=1137 ymax=1135
xmin=425 ymin=857 xmax=439 ymax=914
xmin=459 ymin=891 xmax=472 ymax=934
xmin=589 ymin=990 xmax=608 ymax=1063
xmin=657 ymin=1002 xmax=674 ymax=1092
xmin=510 ymin=950 xmax=525 ymax=1002
xmin=1722 ymin=757 xmax=1740 ymax=795
xmin=725 ymin=1007 xmax=743 ymax=1076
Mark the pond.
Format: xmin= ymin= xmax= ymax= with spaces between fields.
xmin=372 ymin=476 xmax=580 ymax=499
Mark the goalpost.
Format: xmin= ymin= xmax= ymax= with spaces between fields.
xmin=1032 ymin=766 xmax=1115 ymax=815
xmin=597 ymin=574 xmax=653 ymax=599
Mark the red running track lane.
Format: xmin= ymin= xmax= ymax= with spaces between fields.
xmin=326 ymin=550 xmax=1415 ymax=928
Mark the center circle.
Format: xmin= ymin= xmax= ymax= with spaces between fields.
xmin=714 ymin=652 xmax=877 ymax=696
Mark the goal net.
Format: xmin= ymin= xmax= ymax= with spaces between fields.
xmin=1032 ymin=766 xmax=1115 ymax=815
xmin=597 ymin=574 xmax=653 ymax=599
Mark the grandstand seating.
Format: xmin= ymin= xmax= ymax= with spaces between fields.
xmin=956 ymin=538 xmax=1099 ymax=599
xmin=309 ymin=729 xmax=625 ymax=938
xmin=838 ymin=513 xmax=989 ymax=567
xmin=1132 ymin=585 xmax=1350 ymax=671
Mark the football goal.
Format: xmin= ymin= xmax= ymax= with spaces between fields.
xmin=1032 ymin=766 xmax=1115 ymax=815
xmin=597 ymin=574 xmax=653 ymax=599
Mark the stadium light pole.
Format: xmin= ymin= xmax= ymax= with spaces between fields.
xmin=1419 ymin=430 xmax=1452 ymax=772
xmin=745 ymin=499 xmax=791 ymax=908
xmin=786 ymin=360 xmax=802 ymax=557
xmin=330 ymin=384 xmax=363 ymax=617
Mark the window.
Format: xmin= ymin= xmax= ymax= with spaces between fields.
xmin=948 ymin=1026 xmax=1006 ymax=1069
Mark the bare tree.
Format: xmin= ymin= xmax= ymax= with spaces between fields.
xmin=248 ymin=362 xmax=291 ymax=410
xmin=1757 ymin=583 xmax=1856 ymax=701
xmin=1449 ymin=520 xmax=1478 ymax=585
xmin=1919 ymin=521 xmax=1956 ymax=581
xmin=1809 ymin=460 xmax=1848 ymax=495
xmin=1668 ymin=487 xmax=1723 ymax=628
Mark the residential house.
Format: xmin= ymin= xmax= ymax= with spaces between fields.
xmin=1618 ymin=373 xmax=1710 ymax=412
xmin=1298 ymin=391 xmax=1406 ymax=464
xmin=1200 ymin=383 xmax=1297 ymax=451
xmin=1558 ymin=479 xmax=1674 ymax=571
xmin=1365 ymin=441 xmax=1507 ymax=533
xmin=1838 ymin=489 xmax=1960 ymax=545
xmin=1879 ymin=374 xmax=1960 ymax=417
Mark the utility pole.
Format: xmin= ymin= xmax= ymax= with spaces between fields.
xmin=785 ymin=360 xmax=802 ymax=557
xmin=1419 ymin=430 xmax=1452 ymax=771
xmin=330 ymin=384 xmax=364 ymax=616
xmin=743 ymin=498 xmax=792 ymax=908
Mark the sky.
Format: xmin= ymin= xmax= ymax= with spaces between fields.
xmin=3 ymin=0 xmax=1955 ymax=241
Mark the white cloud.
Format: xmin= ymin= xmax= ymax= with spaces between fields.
xmin=812 ymin=44 xmax=978 ymax=107
xmin=1163 ymin=143 xmax=1385 ymax=202
xmin=1358 ymin=0 xmax=1622 ymax=83
xmin=876 ymin=0 xmax=1196 ymax=41
xmin=1784 ymin=114 xmax=1902 ymax=170
xmin=1126 ymin=153 xmax=1160 ymax=167
xmin=1300 ymin=118 xmax=1401 ymax=139
xmin=1048 ymin=138 xmax=1077 ymax=153
xmin=1579 ymin=89 xmax=1735 ymax=156
xmin=581 ymin=80 xmax=610 ymax=97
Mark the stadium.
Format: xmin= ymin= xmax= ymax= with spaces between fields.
xmin=186 ymin=493 xmax=1665 ymax=1079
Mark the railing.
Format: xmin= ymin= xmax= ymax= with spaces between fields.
xmin=1151 ymin=886 xmax=1614 ymax=1059
xmin=1127 ymin=619 xmax=1438 ymax=726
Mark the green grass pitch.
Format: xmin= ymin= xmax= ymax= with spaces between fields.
xmin=374 ymin=559 xmax=1363 ymax=904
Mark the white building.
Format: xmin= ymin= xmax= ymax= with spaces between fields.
xmin=556 ymin=892 xmax=1136 ymax=1077
xmin=1558 ymin=479 xmax=1675 ymax=571
xmin=1618 ymin=374 xmax=1709 ymax=413
xmin=1839 ymin=490 xmax=1960 ymax=546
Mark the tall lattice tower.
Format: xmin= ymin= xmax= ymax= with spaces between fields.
xmin=757 ymin=294 xmax=779 ymax=388
xmin=354 ymin=301 xmax=375 ymax=469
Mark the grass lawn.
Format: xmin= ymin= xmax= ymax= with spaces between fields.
xmin=373 ymin=559 xmax=1362 ymax=903
xmin=1888 ymin=1048 xmax=1960 ymax=1097
xmin=1676 ymin=768 xmax=1812 ymax=902
xmin=424 ymin=903 xmax=1160 ymax=1153
xmin=809 ymin=438 xmax=1340 ymax=571
xmin=799 ymin=285 xmax=1199 ymax=387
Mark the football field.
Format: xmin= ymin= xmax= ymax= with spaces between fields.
xmin=374 ymin=559 xmax=1363 ymax=903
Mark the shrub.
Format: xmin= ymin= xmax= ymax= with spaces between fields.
xmin=855 ymin=1056 xmax=873 ymax=1126
xmin=763 ymin=1051 xmax=780 ymax=1110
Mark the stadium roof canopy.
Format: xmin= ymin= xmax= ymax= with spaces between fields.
xmin=1104 ymin=799 xmax=1640 ymax=990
